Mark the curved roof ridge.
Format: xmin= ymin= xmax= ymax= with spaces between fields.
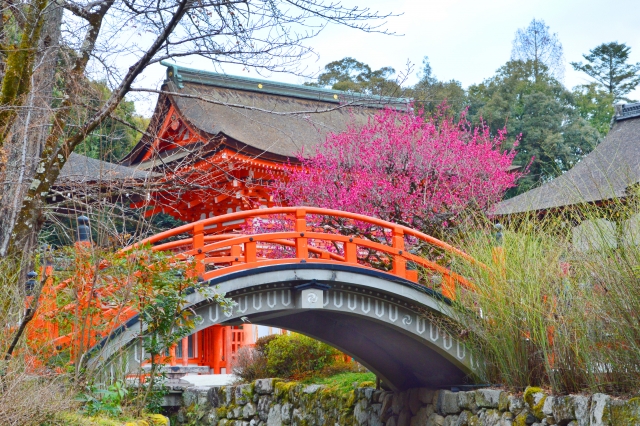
xmin=160 ymin=61 xmax=409 ymax=108
xmin=493 ymin=112 xmax=640 ymax=215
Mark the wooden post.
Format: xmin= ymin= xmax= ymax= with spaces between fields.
xmin=230 ymin=244 xmax=242 ymax=265
xmin=212 ymin=325 xmax=223 ymax=374
xmin=169 ymin=344 xmax=177 ymax=366
xmin=442 ymin=273 xmax=456 ymax=300
xmin=224 ymin=326 xmax=232 ymax=374
xmin=182 ymin=337 xmax=189 ymax=366
xmin=193 ymin=223 xmax=205 ymax=277
xmin=245 ymin=241 xmax=257 ymax=264
xmin=391 ymin=227 xmax=406 ymax=279
xmin=295 ymin=209 xmax=308 ymax=259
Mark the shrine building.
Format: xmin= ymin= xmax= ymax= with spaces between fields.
xmin=120 ymin=62 xmax=406 ymax=222
xmin=493 ymin=102 xmax=640 ymax=251
xmin=115 ymin=62 xmax=406 ymax=373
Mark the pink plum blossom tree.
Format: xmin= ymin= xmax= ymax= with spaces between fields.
xmin=243 ymin=106 xmax=522 ymax=273
xmin=275 ymin=106 xmax=521 ymax=237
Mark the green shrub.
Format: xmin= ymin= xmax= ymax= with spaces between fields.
xmin=316 ymin=359 xmax=367 ymax=378
xmin=265 ymin=333 xmax=339 ymax=379
xmin=233 ymin=334 xmax=364 ymax=382
xmin=78 ymin=381 xmax=128 ymax=417
xmin=309 ymin=371 xmax=376 ymax=395
xmin=255 ymin=334 xmax=279 ymax=353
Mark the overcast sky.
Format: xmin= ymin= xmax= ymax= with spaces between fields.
xmin=133 ymin=0 xmax=640 ymax=114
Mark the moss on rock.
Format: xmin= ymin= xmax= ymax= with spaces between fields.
xmin=274 ymin=381 xmax=298 ymax=401
xmin=523 ymin=386 xmax=546 ymax=419
xmin=514 ymin=412 xmax=528 ymax=426
xmin=610 ymin=397 xmax=640 ymax=424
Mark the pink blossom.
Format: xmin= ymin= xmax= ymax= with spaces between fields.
xmin=273 ymin=106 xmax=521 ymax=235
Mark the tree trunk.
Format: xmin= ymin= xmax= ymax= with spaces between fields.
xmin=0 ymin=3 xmax=62 ymax=262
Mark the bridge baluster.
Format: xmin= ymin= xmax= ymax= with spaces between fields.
xmin=245 ymin=240 xmax=257 ymax=263
xmin=391 ymin=227 xmax=407 ymax=279
xmin=192 ymin=223 xmax=205 ymax=277
xmin=295 ymin=209 xmax=308 ymax=259
xmin=344 ymin=240 xmax=357 ymax=264
xmin=230 ymin=245 xmax=242 ymax=265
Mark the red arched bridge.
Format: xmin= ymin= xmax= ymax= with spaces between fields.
xmin=31 ymin=207 xmax=484 ymax=390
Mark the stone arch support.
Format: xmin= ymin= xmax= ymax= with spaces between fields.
xmin=88 ymin=264 xmax=479 ymax=390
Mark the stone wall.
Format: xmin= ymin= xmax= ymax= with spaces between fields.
xmin=176 ymin=380 xmax=640 ymax=426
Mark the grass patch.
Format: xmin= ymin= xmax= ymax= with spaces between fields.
xmin=44 ymin=412 xmax=126 ymax=425
xmin=45 ymin=411 xmax=170 ymax=426
xmin=304 ymin=371 xmax=376 ymax=394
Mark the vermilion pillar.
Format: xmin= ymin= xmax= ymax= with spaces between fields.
xmin=169 ymin=344 xmax=177 ymax=366
xmin=182 ymin=337 xmax=189 ymax=366
xmin=212 ymin=325 xmax=223 ymax=374
xmin=242 ymin=324 xmax=254 ymax=346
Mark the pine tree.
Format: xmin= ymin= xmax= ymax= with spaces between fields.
xmin=571 ymin=42 xmax=640 ymax=102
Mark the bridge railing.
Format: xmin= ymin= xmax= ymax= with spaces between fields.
xmin=27 ymin=207 xmax=484 ymax=369
xmin=126 ymin=207 xmax=483 ymax=299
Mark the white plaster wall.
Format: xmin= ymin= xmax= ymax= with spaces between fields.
xmin=572 ymin=218 xmax=617 ymax=252
xmin=622 ymin=213 xmax=640 ymax=247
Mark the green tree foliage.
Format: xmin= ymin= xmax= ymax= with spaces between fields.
xmin=407 ymin=56 xmax=466 ymax=115
xmin=70 ymin=81 xmax=148 ymax=163
xmin=305 ymin=57 xmax=401 ymax=96
xmin=468 ymin=60 xmax=600 ymax=196
xmin=571 ymin=42 xmax=640 ymax=102
xmin=572 ymin=83 xmax=615 ymax=136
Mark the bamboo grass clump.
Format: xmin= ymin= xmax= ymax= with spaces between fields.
xmin=449 ymin=194 xmax=640 ymax=394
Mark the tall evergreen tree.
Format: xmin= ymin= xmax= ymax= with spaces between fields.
xmin=305 ymin=57 xmax=401 ymax=96
xmin=408 ymin=57 xmax=466 ymax=115
xmin=468 ymin=60 xmax=599 ymax=196
xmin=571 ymin=42 xmax=640 ymax=102
xmin=572 ymin=83 xmax=615 ymax=136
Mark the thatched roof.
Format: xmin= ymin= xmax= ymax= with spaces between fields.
xmin=493 ymin=103 xmax=640 ymax=215
xmin=121 ymin=63 xmax=408 ymax=165
xmin=57 ymin=152 xmax=156 ymax=184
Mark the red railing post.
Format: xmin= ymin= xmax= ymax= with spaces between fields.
xmin=230 ymin=244 xmax=242 ymax=265
xmin=193 ymin=223 xmax=205 ymax=277
xmin=295 ymin=209 xmax=308 ymax=259
xmin=245 ymin=240 xmax=257 ymax=264
xmin=391 ymin=227 xmax=406 ymax=279
xmin=344 ymin=239 xmax=357 ymax=264
xmin=169 ymin=344 xmax=177 ymax=366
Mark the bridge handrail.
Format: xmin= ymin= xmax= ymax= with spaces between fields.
xmin=171 ymin=232 xmax=474 ymax=289
xmin=127 ymin=207 xmax=479 ymax=265
xmin=125 ymin=206 xmax=486 ymax=298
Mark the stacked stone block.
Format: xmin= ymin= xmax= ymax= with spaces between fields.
xmin=177 ymin=380 xmax=640 ymax=425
